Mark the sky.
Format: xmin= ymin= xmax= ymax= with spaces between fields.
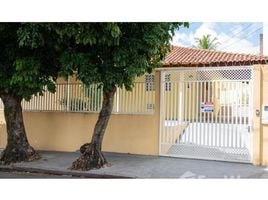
xmin=172 ymin=22 xmax=263 ymax=54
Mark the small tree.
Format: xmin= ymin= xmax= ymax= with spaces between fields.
xmin=59 ymin=23 xmax=189 ymax=170
xmin=193 ymin=34 xmax=220 ymax=50
xmin=0 ymin=23 xmax=60 ymax=164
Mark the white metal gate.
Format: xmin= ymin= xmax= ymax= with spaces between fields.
xmin=159 ymin=67 xmax=253 ymax=163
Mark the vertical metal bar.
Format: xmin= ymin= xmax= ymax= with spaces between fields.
xmin=195 ymin=81 xmax=198 ymax=144
xmin=55 ymin=85 xmax=58 ymax=111
xmin=248 ymin=74 xmax=253 ymax=158
xmin=73 ymin=84 xmax=76 ymax=112
xmin=184 ymin=81 xmax=188 ymax=143
xmin=77 ymin=84 xmax=80 ymax=112
xmin=134 ymin=84 xmax=136 ymax=113
xmin=189 ymin=81 xmax=192 ymax=144
xmin=58 ymin=84 xmax=60 ymax=111
xmin=57 ymin=84 xmax=60 ymax=111
xmin=235 ymin=82 xmax=238 ymax=148
xmin=42 ymin=86 xmax=47 ymax=111
xmin=61 ymin=84 xmax=64 ymax=111
xmin=206 ymin=81 xmax=210 ymax=146
xmin=37 ymin=94 xmax=40 ymax=110
xmin=167 ymin=79 xmax=171 ymax=145
xmin=210 ymin=81 xmax=214 ymax=146
xmin=203 ymin=82 xmax=206 ymax=146
xmin=223 ymin=81 xmax=226 ymax=148
xmin=171 ymin=82 xmax=174 ymax=144
xmin=126 ymin=87 xmax=129 ymax=113
xmin=175 ymin=82 xmax=178 ymax=144
xmin=226 ymin=81 xmax=230 ymax=148
xmin=94 ymin=85 xmax=97 ymax=112
xmin=230 ymin=82 xmax=235 ymax=147
xmin=135 ymin=83 xmax=138 ymax=113
xmin=171 ymin=81 xmax=175 ymax=145
xmin=66 ymin=77 xmax=70 ymax=111
xmin=174 ymin=82 xmax=178 ymax=144
xmin=242 ymin=82 xmax=246 ymax=148
xmin=214 ymin=81 xmax=218 ymax=147
xmin=137 ymin=83 xmax=140 ymax=113
xmin=218 ymin=82 xmax=222 ymax=147
xmin=208 ymin=81 xmax=211 ymax=146
xmin=139 ymin=83 xmax=142 ymax=113
xmin=178 ymin=77 xmax=183 ymax=144
xmin=196 ymin=80 xmax=200 ymax=145
xmin=212 ymin=81 xmax=215 ymax=146
xmin=48 ymin=88 xmax=51 ymax=111
xmin=181 ymin=80 xmax=185 ymax=143
xmin=247 ymin=77 xmax=251 ymax=151
xmin=199 ymin=81 xmax=203 ymax=145
xmin=123 ymin=86 xmax=126 ymax=113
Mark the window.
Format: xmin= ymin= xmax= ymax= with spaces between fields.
xmin=145 ymin=74 xmax=155 ymax=91
xmin=165 ymin=74 xmax=171 ymax=91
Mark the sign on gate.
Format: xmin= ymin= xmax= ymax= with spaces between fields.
xmin=200 ymin=102 xmax=214 ymax=112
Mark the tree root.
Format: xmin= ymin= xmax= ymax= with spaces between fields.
xmin=71 ymin=143 xmax=108 ymax=171
xmin=0 ymin=145 xmax=40 ymax=165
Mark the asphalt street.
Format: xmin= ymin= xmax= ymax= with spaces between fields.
xmin=0 ymin=171 xmax=74 ymax=178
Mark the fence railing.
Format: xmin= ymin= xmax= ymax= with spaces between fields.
xmin=0 ymin=82 xmax=155 ymax=114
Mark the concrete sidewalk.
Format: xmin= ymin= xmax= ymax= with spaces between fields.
xmin=0 ymin=150 xmax=267 ymax=178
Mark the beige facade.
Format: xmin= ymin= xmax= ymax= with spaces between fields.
xmin=1 ymin=67 xmax=268 ymax=166
xmin=0 ymin=72 xmax=161 ymax=156
xmin=0 ymin=112 xmax=159 ymax=155
xmin=257 ymin=65 xmax=268 ymax=165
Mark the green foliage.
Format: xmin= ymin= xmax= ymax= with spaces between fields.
xmin=0 ymin=22 xmax=189 ymax=102
xmin=59 ymin=23 xmax=188 ymax=92
xmin=0 ymin=23 xmax=60 ymax=100
xmin=193 ymin=34 xmax=220 ymax=50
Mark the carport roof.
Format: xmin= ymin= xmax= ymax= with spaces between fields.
xmin=163 ymin=46 xmax=268 ymax=67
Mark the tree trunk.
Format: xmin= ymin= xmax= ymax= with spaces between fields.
xmin=0 ymin=94 xmax=40 ymax=164
xmin=71 ymin=86 xmax=116 ymax=171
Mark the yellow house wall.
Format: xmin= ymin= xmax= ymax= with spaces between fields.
xmin=1 ymin=66 xmax=268 ymax=166
xmin=261 ymin=65 xmax=268 ymax=165
xmin=0 ymin=111 xmax=159 ymax=156
xmin=251 ymin=64 xmax=268 ymax=166
xmin=0 ymin=71 xmax=161 ymax=156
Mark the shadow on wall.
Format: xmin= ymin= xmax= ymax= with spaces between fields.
xmin=0 ymin=111 xmax=7 ymax=148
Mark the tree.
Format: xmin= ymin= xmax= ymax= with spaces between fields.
xmin=193 ymin=34 xmax=220 ymax=50
xmin=0 ymin=23 xmax=60 ymax=164
xmin=59 ymin=23 xmax=189 ymax=170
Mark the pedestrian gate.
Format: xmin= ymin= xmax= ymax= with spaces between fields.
xmin=159 ymin=67 xmax=253 ymax=163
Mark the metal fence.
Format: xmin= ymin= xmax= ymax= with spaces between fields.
xmin=160 ymin=67 xmax=253 ymax=163
xmin=0 ymin=82 xmax=155 ymax=114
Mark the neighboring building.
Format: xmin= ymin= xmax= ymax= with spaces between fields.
xmin=1 ymin=46 xmax=268 ymax=166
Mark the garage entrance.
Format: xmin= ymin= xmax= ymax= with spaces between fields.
xmin=159 ymin=67 xmax=253 ymax=163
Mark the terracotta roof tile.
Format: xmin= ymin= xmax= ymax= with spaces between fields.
xmin=163 ymin=46 xmax=268 ymax=67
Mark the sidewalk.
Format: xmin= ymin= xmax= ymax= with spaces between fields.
xmin=0 ymin=150 xmax=267 ymax=178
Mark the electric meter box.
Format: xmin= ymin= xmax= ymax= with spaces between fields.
xmin=262 ymin=105 xmax=268 ymax=124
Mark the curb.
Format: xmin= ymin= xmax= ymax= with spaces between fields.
xmin=0 ymin=165 xmax=132 ymax=178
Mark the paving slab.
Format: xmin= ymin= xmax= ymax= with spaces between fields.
xmin=0 ymin=150 xmax=267 ymax=178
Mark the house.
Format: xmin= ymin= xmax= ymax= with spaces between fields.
xmin=1 ymin=46 xmax=268 ymax=165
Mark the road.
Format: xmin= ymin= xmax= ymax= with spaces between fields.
xmin=0 ymin=171 xmax=74 ymax=178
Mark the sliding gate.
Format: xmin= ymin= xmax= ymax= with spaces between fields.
xmin=159 ymin=67 xmax=253 ymax=163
